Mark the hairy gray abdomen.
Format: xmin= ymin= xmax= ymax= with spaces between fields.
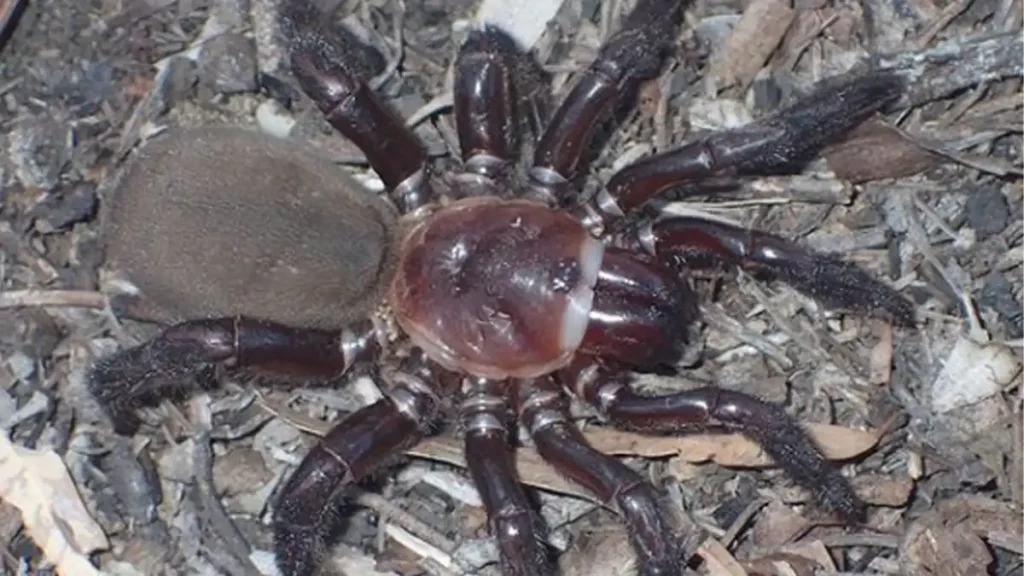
xmin=103 ymin=125 xmax=399 ymax=330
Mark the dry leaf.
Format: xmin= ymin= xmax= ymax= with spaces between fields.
xmin=825 ymin=120 xmax=939 ymax=183
xmin=476 ymin=0 xmax=565 ymax=48
xmin=710 ymin=0 xmax=794 ymax=89
xmin=582 ymin=423 xmax=880 ymax=467
xmin=868 ymin=321 xmax=894 ymax=385
xmin=900 ymin=496 xmax=1021 ymax=576
xmin=753 ymin=500 xmax=809 ymax=550
xmin=851 ymin=473 xmax=914 ymax=507
xmin=697 ymin=538 xmax=748 ymax=576
xmin=0 ymin=434 xmax=108 ymax=575
xmin=558 ymin=525 xmax=638 ymax=576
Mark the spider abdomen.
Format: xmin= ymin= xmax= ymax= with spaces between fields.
xmin=389 ymin=197 xmax=605 ymax=379
xmin=102 ymin=126 xmax=400 ymax=329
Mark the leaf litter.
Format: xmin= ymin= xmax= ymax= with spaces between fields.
xmin=0 ymin=0 xmax=1021 ymax=574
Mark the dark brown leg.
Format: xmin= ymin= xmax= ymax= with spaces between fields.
xmin=461 ymin=378 xmax=553 ymax=575
xmin=86 ymin=317 xmax=383 ymax=434
xmin=516 ymin=377 xmax=681 ymax=576
xmin=560 ymin=358 xmax=867 ymax=522
xmin=280 ymin=0 xmax=432 ymax=213
xmin=578 ymin=248 xmax=698 ymax=368
xmin=578 ymin=73 xmax=904 ymax=229
xmin=530 ymin=0 xmax=683 ymax=203
xmin=273 ymin=356 xmax=446 ymax=576
xmin=635 ymin=216 xmax=916 ymax=325
xmin=454 ymin=27 xmax=523 ymax=181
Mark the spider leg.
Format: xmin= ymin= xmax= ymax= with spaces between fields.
xmin=454 ymin=27 xmax=526 ymax=180
xmin=517 ymin=376 xmax=682 ymax=576
xmin=560 ymin=358 xmax=867 ymax=522
xmin=86 ymin=317 xmax=382 ymax=434
xmin=273 ymin=355 xmax=447 ymax=576
xmin=530 ymin=0 xmax=684 ymax=203
xmin=580 ymin=73 xmax=904 ymax=229
xmin=280 ymin=0 xmax=432 ymax=212
xmin=578 ymin=247 xmax=699 ymax=368
xmin=462 ymin=378 xmax=553 ymax=575
xmin=635 ymin=215 xmax=916 ymax=325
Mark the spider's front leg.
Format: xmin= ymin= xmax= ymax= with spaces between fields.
xmin=530 ymin=0 xmax=684 ymax=203
xmin=87 ymin=317 xmax=382 ymax=434
xmin=517 ymin=376 xmax=683 ymax=576
xmin=280 ymin=0 xmax=433 ymax=212
xmin=274 ymin=353 xmax=449 ymax=576
xmin=582 ymin=72 xmax=905 ymax=227
xmin=454 ymin=27 xmax=528 ymax=181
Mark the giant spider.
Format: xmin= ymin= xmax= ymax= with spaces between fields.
xmin=87 ymin=0 xmax=916 ymax=574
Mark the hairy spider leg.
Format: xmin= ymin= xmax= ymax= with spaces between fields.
xmin=282 ymin=0 xmax=433 ymax=213
xmin=518 ymin=376 xmax=684 ymax=575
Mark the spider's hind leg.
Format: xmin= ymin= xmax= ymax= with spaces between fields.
xmin=273 ymin=354 xmax=448 ymax=576
xmin=86 ymin=317 xmax=381 ymax=434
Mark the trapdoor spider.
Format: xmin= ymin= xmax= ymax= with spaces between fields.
xmin=88 ymin=0 xmax=916 ymax=574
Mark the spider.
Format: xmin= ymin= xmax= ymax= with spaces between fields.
xmin=87 ymin=0 xmax=916 ymax=574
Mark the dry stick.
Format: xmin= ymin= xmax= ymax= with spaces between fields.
xmin=901 ymin=193 xmax=988 ymax=343
xmin=741 ymin=279 xmax=873 ymax=418
xmin=187 ymin=393 xmax=263 ymax=576
xmin=718 ymin=497 xmax=769 ymax=549
xmin=354 ymin=491 xmax=458 ymax=554
xmin=0 ymin=289 xmax=108 ymax=309
xmin=700 ymin=302 xmax=795 ymax=369
xmin=877 ymin=31 xmax=1023 ymax=108
xmin=913 ymin=0 xmax=975 ymax=50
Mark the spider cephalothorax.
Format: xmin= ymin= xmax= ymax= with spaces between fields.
xmin=88 ymin=0 xmax=915 ymax=574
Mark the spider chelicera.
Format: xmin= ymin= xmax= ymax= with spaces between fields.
xmin=88 ymin=0 xmax=915 ymax=574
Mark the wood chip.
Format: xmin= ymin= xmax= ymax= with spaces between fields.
xmin=697 ymin=538 xmax=748 ymax=576
xmin=710 ymin=0 xmax=795 ymax=89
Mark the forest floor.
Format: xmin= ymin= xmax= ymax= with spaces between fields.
xmin=0 ymin=0 xmax=1020 ymax=575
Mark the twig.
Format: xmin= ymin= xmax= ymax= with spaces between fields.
xmin=0 ymin=289 xmax=108 ymax=309
xmin=354 ymin=491 xmax=458 ymax=554
xmin=190 ymin=404 xmax=262 ymax=576
xmin=876 ymin=31 xmax=1023 ymax=107
xmin=901 ymin=193 xmax=988 ymax=343
xmin=0 ymin=0 xmax=27 ymax=52
xmin=913 ymin=0 xmax=975 ymax=50
xmin=700 ymin=302 xmax=795 ymax=369
xmin=718 ymin=497 xmax=769 ymax=548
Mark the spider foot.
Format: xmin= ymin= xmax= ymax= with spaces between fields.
xmin=272 ymin=361 xmax=441 ymax=576
xmin=731 ymin=72 xmax=905 ymax=175
xmin=88 ymin=317 xmax=367 ymax=435
xmin=273 ymin=513 xmax=338 ymax=576
xmin=455 ymin=25 xmax=550 ymax=180
xmin=86 ymin=326 xmax=229 ymax=434
xmin=519 ymin=378 xmax=684 ymax=575
xmin=751 ymin=249 xmax=916 ymax=328
xmin=278 ymin=0 xmax=382 ymax=92
xmin=730 ymin=394 xmax=867 ymax=522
